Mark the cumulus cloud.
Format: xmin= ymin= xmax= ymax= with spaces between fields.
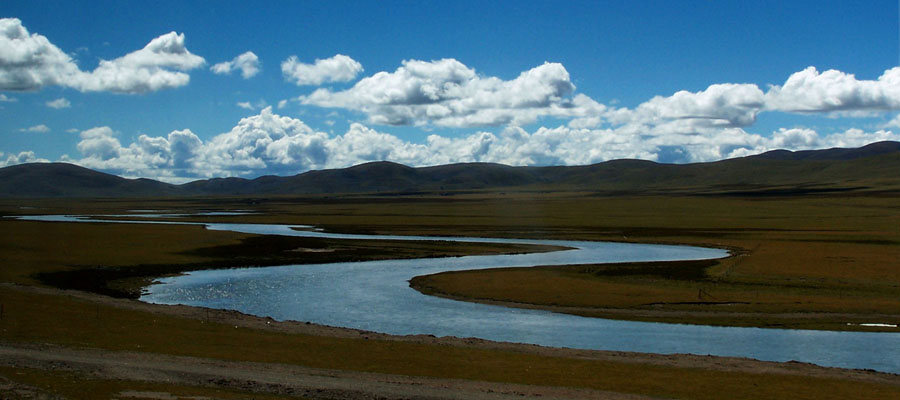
xmin=298 ymin=63 xmax=900 ymax=133
xmin=423 ymin=124 xmax=900 ymax=165
xmin=76 ymin=127 xmax=121 ymax=160
xmin=629 ymin=83 xmax=765 ymax=128
xmin=56 ymin=106 xmax=899 ymax=182
xmin=0 ymin=18 xmax=204 ymax=93
xmin=281 ymin=54 xmax=363 ymax=86
xmin=0 ymin=18 xmax=81 ymax=91
xmin=302 ymin=59 xmax=586 ymax=127
xmin=0 ymin=93 xmax=16 ymax=102
xmin=76 ymin=31 xmax=205 ymax=93
xmin=45 ymin=97 xmax=70 ymax=109
xmin=7 ymin=61 xmax=890 ymax=181
xmin=65 ymin=109 xmax=427 ymax=179
xmin=72 ymin=126 xmax=204 ymax=180
xmin=325 ymin=123 xmax=431 ymax=168
xmin=65 ymin=108 xmax=432 ymax=179
xmin=211 ymin=51 xmax=260 ymax=79
xmin=765 ymin=67 xmax=900 ymax=113
xmin=816 ymin=128 xmax=900 ymax=149
xmin=549 ymin=81 xmax=770 ymax=161
xmin=199 ymin=107 xmax=330 ymax=175
xmin=0 ymin=150 xmax=46 ymax=167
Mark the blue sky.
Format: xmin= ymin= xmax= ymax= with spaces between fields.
xmin=2 ymin=1 xmax=899 ymax=181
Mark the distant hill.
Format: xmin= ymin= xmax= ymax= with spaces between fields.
xmin=753 ymin=141 xmax=900 ymax=161
xmin=0 ymin=162 xmax=175 ymax=198
xmin=2 ymin=141 xmax=899 ymax=198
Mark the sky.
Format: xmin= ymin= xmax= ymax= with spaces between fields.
xmin=2 ymin=1 xmax=899 ymax=182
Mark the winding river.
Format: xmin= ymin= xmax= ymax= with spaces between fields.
xmin=20 ymin=215 xmax=900 ymax=373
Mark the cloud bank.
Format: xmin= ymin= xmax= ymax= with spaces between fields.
xmin=0 ymin=18 xmax=204 ymax=93
xmin=300 ymin=60 xmax=900 ymax=134
xmin=58 ymin=107 xmax=899 ymax=182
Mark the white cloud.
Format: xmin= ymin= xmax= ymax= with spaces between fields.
xmin=0 ymin=18 xmax=204 ymax=93
xmin=325 ymin=123 xmax=431 ymax=168
xmin=433 ymin=124 xmax=900 ymax=165
xmin=0 ymin=150 xmax=46 ymax=167
xmin=887 ymin=114 xmax=900 ymax=129
xmin=211 ymin=51 xmax=260 ymax=79
xmin=298 ymin=63 xmax=900 ymax=133
xmin=20 ymin=124 xmax=50 ymax=133
xmin=66 ymin=108 xmax=429 ymax=179
xmin=765 ymin=67 xmax=900 ymax=113
xmin=73 ymin=126 xmax=204 ymax=180
xmin=302 ymin=59 xmax=587 ymax=127
xmin=197 ymin=107 xmax=330 ymax=176
xmin=76 ymin=126 xmax=121 ymax=159
xmin=77 ymin=31 xmax=205 ymax=93
xmin=0 ymin=93 xmax=16 ymax=102
xmin=54 ymin=106 xmax=900 ymax=182
xmin=817 ymin=128 xmax=900 ymax=149
xmin=0 ymin=18 xmax=82 ymax=91
xmin=282 ymin=54 xmax=363 ymax=86
xmin=45 ymin=97 xmax=70 ymax=109
xmin=236 ymin=99 xmax=267 ymax=111
xmin=767 ymin=127 xmax=820 ymax=150
xmin=551 ymin=82 xmax=770 ymax=162
xmin=631 ymin=83 xmax=764 ymax=127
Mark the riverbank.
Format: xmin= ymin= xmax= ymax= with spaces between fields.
xmin=3 ymin=283 xmax=899 ymax=399
xmin=1 ymin=218 xmax=565 ymax=299
xmin=409 ymin=258 xmax=900 ymax=332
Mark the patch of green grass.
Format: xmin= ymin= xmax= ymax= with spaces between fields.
xmin=0 ymin=219 xmax=560 ymax=298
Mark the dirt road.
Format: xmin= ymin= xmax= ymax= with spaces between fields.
xmin=3 ymin=284 xmax=899 ymax=399
xmin=0 ymin=341 xmax=653 ymax=400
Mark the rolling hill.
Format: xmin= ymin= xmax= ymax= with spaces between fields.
xmin=2 ymin=141 xmax=899 ymax=198
xmin=0 ymin=162 xmax=176 ymax=198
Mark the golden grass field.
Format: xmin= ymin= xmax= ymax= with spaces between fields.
xmin=402 ymin=194 xmax=900 ymax=330
xmin=1 ymin=192 xmax=899 ymax=398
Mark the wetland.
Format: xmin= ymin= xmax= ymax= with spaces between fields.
xmin=2 ymin=191 xmax=900 ymax=399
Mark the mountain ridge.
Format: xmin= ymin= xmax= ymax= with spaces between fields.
xmin=2 ymin=141 xmax=899 ymax=198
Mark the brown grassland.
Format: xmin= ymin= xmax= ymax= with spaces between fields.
xmin=1 ymin=191 xmax=900 ymax=398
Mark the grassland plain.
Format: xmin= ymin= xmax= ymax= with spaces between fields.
xmin=1 ymin=192 xmax=900 ymax=399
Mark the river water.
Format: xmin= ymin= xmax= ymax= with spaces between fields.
xmin=18 ymin=215 xmax=900 ymax=373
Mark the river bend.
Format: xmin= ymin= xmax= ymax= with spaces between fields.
xmin=18 ymin=215 xmax=900 ymax=373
